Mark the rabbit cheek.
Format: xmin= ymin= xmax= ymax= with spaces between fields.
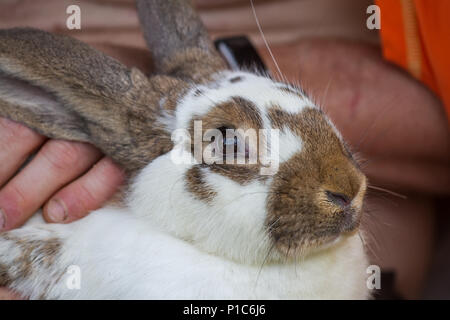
xmin=266 ymin=164 xmax=341 ymax=257
xmin=267 ymin=167 xmax=364 ymax=258
xmin=266 ymin=107 xmax=367 ymax=257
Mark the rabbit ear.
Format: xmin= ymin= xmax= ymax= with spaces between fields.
xmin=136 ymin=0 xmax=227 ymax=83
xmin=0 ymin=28 xmax=174 ymax=173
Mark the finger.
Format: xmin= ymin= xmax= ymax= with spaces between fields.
xmin=0 ymin=140 xmax=102 ymax=231
xmin=0 ymin=118 xmax=46 ymax=187
xmin=43 ymin=157 xmax=125 ymax=223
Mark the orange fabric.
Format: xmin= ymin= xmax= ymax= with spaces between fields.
xmin=377 ymin=0 xmax=450 ymax=123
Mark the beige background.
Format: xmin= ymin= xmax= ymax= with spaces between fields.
xmin=0 ymin=0 xmax=379 ymax=72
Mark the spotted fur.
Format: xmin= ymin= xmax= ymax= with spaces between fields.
xmin=0 ymin=0 xmax=369 ymax=299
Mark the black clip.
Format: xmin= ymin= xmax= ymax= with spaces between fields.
xmin=214 ymin=36 xmax=268 ymax=73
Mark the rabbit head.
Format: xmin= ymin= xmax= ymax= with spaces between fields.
xmin=130 ymin=69 xmax=367 ymax=264
xmin=0 ymin=0 xmax=367 ymax=265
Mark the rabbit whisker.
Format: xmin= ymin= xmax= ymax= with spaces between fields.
xmin=255 ymin=240 xmax=277 ymax=287
xmin=250 ymin=0 xmax=285 ymax=81
xmin=367 ymin=185 xmax=407 ymax=199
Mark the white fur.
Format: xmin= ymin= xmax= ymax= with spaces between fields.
xmin=175 ymin=71 xmax=313 ymax=131
xmin=129 ymin=151 xmax=274 ymax=264
xmin=173 ymin=71 xmax=311 ymax=168
xmin=0 ymin=70 xmax=369 ymax=299
xmin=278 ymin=129 xmax=303 ymax=162
xmin=5 ymin=208 xmax=368 ymax=299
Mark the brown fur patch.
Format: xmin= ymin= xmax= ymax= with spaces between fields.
xmin=0 ymin=29 xmax=185 ymax=176
xmin=207 ymin=163 xmax=268 ymax=185
xmin=185 ymin=166 xmax=217 ymax=203
xmin=190 ymin=96 xmax=263 ymax=134
xmin=0 ymin=233 xmax=62 ymax=289
xmin=0 ymin=263 xmax=11 ymax=287
xmin=161 ymin=48 xmax=226 ymax=84
xmin=188 ymin=97 xmax=268 ymax=185
xmin=265 ymin=106 xmax=367 ymax=256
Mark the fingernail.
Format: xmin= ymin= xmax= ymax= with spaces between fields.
xmin=47 ymin=199 xmax=67 ymax=223
xmin=0 ymin=208 xmax=6 ymax=231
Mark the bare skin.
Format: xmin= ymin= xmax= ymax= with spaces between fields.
xmin=0 ymin=122 xmax=125 ymax=229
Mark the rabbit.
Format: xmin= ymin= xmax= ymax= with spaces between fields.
xmin=0 ymin=0 xmax=370 ymax=299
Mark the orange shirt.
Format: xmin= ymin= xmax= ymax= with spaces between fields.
xmin=377 ymin=0 xmax=450 ymax=123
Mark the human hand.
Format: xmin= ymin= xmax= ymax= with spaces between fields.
xmin=0 ymin=117 xmax=125 ymax=231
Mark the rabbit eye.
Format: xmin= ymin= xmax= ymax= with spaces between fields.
xmin=213 ymin=126 xmax=253 ymax=163
xmin=223 ymin=136 xmax=238 ymax=148
xmin=217 ymin=126 xmax=237 ymax=158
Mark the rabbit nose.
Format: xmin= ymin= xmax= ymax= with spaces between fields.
xmin=325 ymin=191 xmax=352 ymax=208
